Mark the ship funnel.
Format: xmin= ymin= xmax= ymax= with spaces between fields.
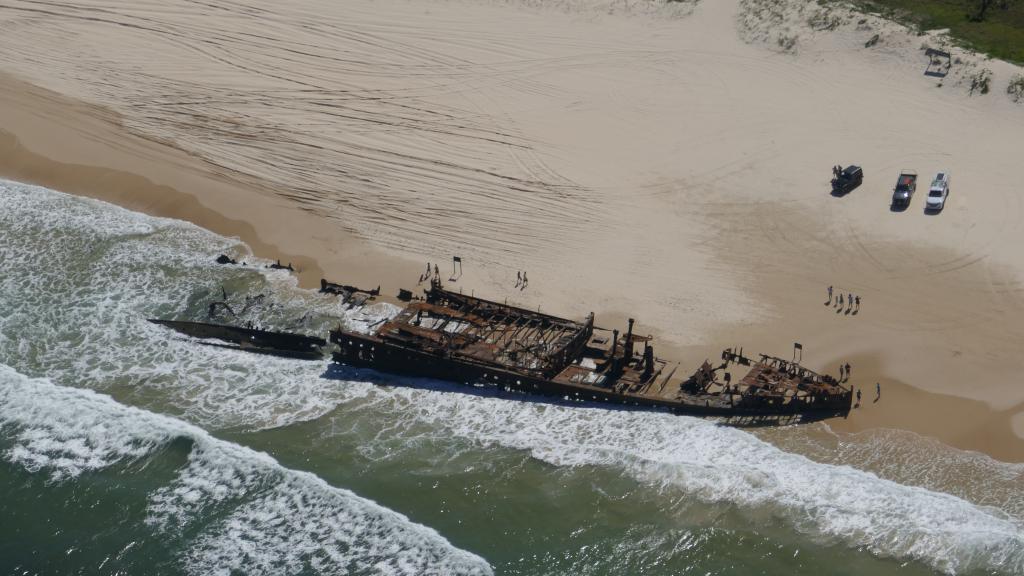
xmin=642 ymin=343 xmax=654 ymax=380
xmin=624 ymin=318 xmax=635 ymax=359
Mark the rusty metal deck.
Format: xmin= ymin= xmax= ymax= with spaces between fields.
xmin=330 ymin=281 xmax=852 ymax=419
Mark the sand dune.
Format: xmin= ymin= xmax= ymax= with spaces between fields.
xmin=1 ymin=0 xmax=1024 ymax=457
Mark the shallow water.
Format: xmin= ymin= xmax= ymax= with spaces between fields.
xmin=1 ymin=180 xmax=1021 ymax=575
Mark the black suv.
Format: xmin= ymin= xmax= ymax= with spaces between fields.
xmin=831 ymin=165 xmax=863 ymax=195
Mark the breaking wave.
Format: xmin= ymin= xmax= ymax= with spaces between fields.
xmin=0 ymin=179 xmax=388 ymax=431
xmin=0 ymin=363 xmax=492 ymax=576
xmin=340 ymin=386 xmax=1024 ymax=575
xmin=762 ymin=424 xmax=1024 ymax=522
xmin=3 ymin=179 xmax=1024 ymax=575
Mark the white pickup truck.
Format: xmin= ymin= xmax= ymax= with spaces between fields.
xmin=925 ymin=172 xmax=951 ymax=212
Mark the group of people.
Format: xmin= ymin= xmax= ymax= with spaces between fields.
xmin=826 ymin=285 xmax=861 ymax=315
xmin=840 ymin=362 xmax=883 ymax=407
xmin=827 ymin=291 xmax=884 ymax=410
xmin=838 ymin=362 xmax=852 ymax=382
xmin=515 ymin=271 xmax=529 ymax=290
xmin=418 ymin=262 xmax=441 ymax=284
xmin=853 ymin=382 xmax=882 ymax=407
xmin=415 ymin=260 xmax=532 ymax=289
xmin=831 ymin=165 xmax=845 ymax=179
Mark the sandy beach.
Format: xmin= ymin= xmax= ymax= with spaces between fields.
xmin=2 ymin=0 xmax=1023 ymax=461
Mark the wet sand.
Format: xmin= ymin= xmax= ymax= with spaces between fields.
xmin=1 ymin=0 xmax=1023 ymax=461
xmin=0 ymin=72 xmax=427 ymax=293
xmin=818 ymin=355 xmax=1022 ymax=463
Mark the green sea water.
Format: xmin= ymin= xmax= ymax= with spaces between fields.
xmin=1 ymin=180 xmax=1022 ymax=576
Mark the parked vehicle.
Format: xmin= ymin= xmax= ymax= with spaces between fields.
xmin=831 ymin=165 xmax=863 ymax=195
xmin=925 ymin=171 xmax=951 ymax=212
xmin=891 ymin=170 xmax=917 ymax=208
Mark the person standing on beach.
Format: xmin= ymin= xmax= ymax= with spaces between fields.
xmin=839 ymin=364 xmax=845 ymax=381
xmin=856 ymin=388 xmax=862 ymax=405
xmin=516 ymin=271 xmax=521 ymax=287
xmin=855 ymin=295 xmax=861 ymax=312
xmin=837 ymin=294 xmax=844 ymax=309
xmin=827 ymin=285 xmax=833 ymax=304
xmin=845 ymin=363 xmax=851 ymax=381
xmin=875 ymin=382 xmax=881 ymax=402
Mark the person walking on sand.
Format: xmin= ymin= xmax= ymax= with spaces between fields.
xmin=434 ymin=264 xmax=440 ymax=278
xmin=826 ymin=285 xmax=833 ymax=305
xmin=855 ymin=295 xmax=861 ymax=312
xmin=845 ymin=363 xmax=851 ymax=381
xmin=856 ymin=388 xmax=862 ymax=405
xmin=839 ymin=364 xmax=845 ymax=381
xmin=521 ymin=271 xmax=528 ymax=290
xmin=516 ymin=271 xmax=521 ymax=287
xmin=875 ymin=381 xmax=881 ymax=402
xmin=837 ymin=293 xmax=844 ymax=309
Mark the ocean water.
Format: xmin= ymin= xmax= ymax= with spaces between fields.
xmin=1 ymin=179 xmax=1022 ymax=576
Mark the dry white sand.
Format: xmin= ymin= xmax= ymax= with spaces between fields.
xmin=1 ymin=0 xmax=1023 ymax=458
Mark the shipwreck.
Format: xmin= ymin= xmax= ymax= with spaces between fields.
xmin=148 ymin=319 xmax=326 ymax=359
xmin=330 ymin=280 xmax=852 ymax=421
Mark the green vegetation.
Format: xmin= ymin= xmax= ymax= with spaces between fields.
xmin=968 ymin=67 xmax=993 ymax=93
xmin=822 ymin=0 xmax=1024 ymax=63
xmin=1008 ymin=73 xmax=1024 ymax=100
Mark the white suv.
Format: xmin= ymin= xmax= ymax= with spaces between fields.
xmin=926 ymin=172 xmax=950 ymax=212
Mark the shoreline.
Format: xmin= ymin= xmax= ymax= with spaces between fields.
xmin=1 ymin=0 xmax=1023 ymax=464
xmin=3 ymin=106 xmax=1021 ymax=461
xmin=0 ymin=72 xmax=426 ymax=295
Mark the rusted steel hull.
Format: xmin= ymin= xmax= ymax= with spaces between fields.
xmin=149 ymin=319 xmax=326 ymax=360
xmin=328 ymin=281 xmax=851 ymax=421
xmin=331 ymin=330 xmax=851 ymax=418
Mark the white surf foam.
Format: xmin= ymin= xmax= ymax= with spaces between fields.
xmin=5 ymin=179 xmax=1023 ymax=574
xmin=761 ymin=424 xmax=1024 ymax=522
xmin=346 ymin=386 xmax=1024 ymax=575
xmin=0 ymin=180 xmax=377 ymax=431
xmin=0 ymin=364 xmax=492 ymax=576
